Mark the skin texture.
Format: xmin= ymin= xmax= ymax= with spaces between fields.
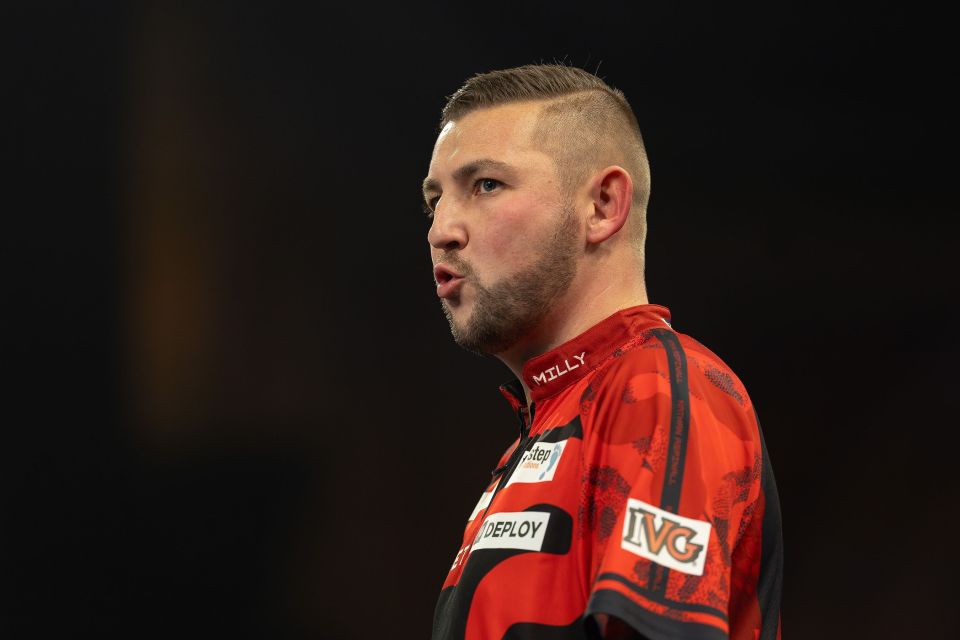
xmin=425 ymin=100 xmax=650 ymax=399
xmin=435 ymin=202 xmax=580 ymax=356
xmin=424 ymin=99 xmax=649 ymax=640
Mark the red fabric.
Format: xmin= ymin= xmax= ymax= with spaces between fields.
xmin=434 ymin=305 xmax=781 ymax=640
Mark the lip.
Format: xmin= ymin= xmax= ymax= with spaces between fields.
xmin=437 ymin=277 xmax=465 ymax=299
xmin=434 ymin=264 xmax=465 ymax=299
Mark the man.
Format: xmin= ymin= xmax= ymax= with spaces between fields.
xmin=422 ymin=64 xmax=782 ymax=640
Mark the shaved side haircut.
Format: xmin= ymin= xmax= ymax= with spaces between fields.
xmin=441 ymin=64 xmax=651 ymax=256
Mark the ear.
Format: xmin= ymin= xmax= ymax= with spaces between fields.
xmin=585 ymin=166 xmax=633 ymax=245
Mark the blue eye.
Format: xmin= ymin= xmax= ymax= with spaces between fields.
xmin=477 ymin=178 xmax=501 ymax=194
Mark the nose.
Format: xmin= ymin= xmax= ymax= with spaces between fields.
xmin=427 ymin=200 xmax=468 ymax=252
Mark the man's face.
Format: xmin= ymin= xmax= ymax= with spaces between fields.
xmin=423 ymin=102 xmax=581 ymax=356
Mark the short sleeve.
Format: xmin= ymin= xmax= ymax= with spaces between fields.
xmin=578 ymin=334 xmax=763 ymax=640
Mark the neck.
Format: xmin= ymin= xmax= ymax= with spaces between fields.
xmin=495 ymin=265 xmax=648 ymax=403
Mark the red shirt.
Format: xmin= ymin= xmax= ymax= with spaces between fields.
xmin=432 ymin=305 xmax=783 ymax=640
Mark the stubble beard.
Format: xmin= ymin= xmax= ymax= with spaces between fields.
xmin=441 ymin=205 xmax=579 ymax=356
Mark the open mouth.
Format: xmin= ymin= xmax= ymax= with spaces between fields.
xmin=434 ymin=264 xmax=465 ymax=299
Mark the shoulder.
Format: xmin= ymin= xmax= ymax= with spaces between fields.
xmin=578 ymin=328 xmax=758 ymax=442
xmin=673 ymin=331 xmax=758 ymax=441
xmin=575 ymin=329 xmax=672 ymax=443
xmin=578 ymin=327 xmax=674 ymax=414
xmin=677 ymin=332 xmax=752 ymax=400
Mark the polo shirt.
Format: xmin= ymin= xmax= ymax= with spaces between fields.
xmin=432 ymin=305 xmax=783 ymax=640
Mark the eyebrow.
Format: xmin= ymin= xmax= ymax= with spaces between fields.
xmin=422 ymin=158 xmax=514 ymax=198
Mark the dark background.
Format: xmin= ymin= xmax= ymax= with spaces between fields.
xmin=7 ymin=1 xmax=957 ymax=638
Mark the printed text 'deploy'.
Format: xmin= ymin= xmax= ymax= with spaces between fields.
xmin=471 ymin=512 xmax=550 ymax=552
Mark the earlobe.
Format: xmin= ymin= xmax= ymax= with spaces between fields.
xmin=585 ymin=166 xmax=633 ymax=245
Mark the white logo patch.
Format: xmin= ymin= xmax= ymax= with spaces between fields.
xmin=505 ymin=440 xmax=567 ymax=486
xmin=468 ymin=488 xmax=494 ymax=522
xmin=471 ymin=512 xmax=550 ymax=552
xmin=620 ymin=498 xmax=712 ymax=576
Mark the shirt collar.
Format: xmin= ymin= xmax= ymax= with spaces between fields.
xmin=499 ymin=304 xmax=672 ymax=407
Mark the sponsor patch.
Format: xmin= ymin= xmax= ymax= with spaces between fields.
xmin=620 ymin=498 xmax=711 ymax=576
xmin=471 ymin=512 xmax=550 ymax=552
xmin=505 ymin=440 xmax=567 ymax=487
xmin=468 ymin=488 xmax=494 ymax=522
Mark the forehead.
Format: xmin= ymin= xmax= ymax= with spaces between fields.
xmin=429 ymin=102 xmax=546 ymax=173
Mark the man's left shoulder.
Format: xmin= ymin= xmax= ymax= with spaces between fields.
xmin=578 ymin=328 xmax=757 ymax=423
xmin=575 ymin=328 xmax=673 ymax=421
xmin=672 ymin=331 xmax=755 ymax=413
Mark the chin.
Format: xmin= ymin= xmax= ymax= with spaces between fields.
xmin=442 ymin=295 xmax=471 ymax=318
xmin=442 ymin=298 xmax=468 ymax=328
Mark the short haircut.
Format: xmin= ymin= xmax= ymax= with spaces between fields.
xmin=441 ymin=64 xmax=651 ymax=253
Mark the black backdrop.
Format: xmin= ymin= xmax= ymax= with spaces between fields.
xmin=7 ymin=2 xmax=957 ymax=638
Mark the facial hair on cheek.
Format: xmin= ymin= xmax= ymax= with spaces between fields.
xmin=444 ymin=206 xmax=579 ymax=356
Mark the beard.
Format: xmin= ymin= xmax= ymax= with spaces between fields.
xmin=440 ymin=205 xmax=579 ymax=355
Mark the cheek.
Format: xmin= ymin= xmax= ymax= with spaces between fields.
xmin=485 ymin=223 xmax=522 ymax=260
xmin=482 ymin=200 xmax=547 ymax=262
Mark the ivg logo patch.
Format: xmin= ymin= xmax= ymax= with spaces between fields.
xmin=620 ymin=498 xmax=711 ymax=576
xmin=505 ymin=441 xmax=567 ymax=487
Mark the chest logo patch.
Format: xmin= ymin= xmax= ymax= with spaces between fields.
xmin=471 ymin=511 xmax=551 ymax=552
xmin=620 ymin=498 xmax=712 ymax=576
xmin=505 ymin=440 xmax=567 ymax=487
